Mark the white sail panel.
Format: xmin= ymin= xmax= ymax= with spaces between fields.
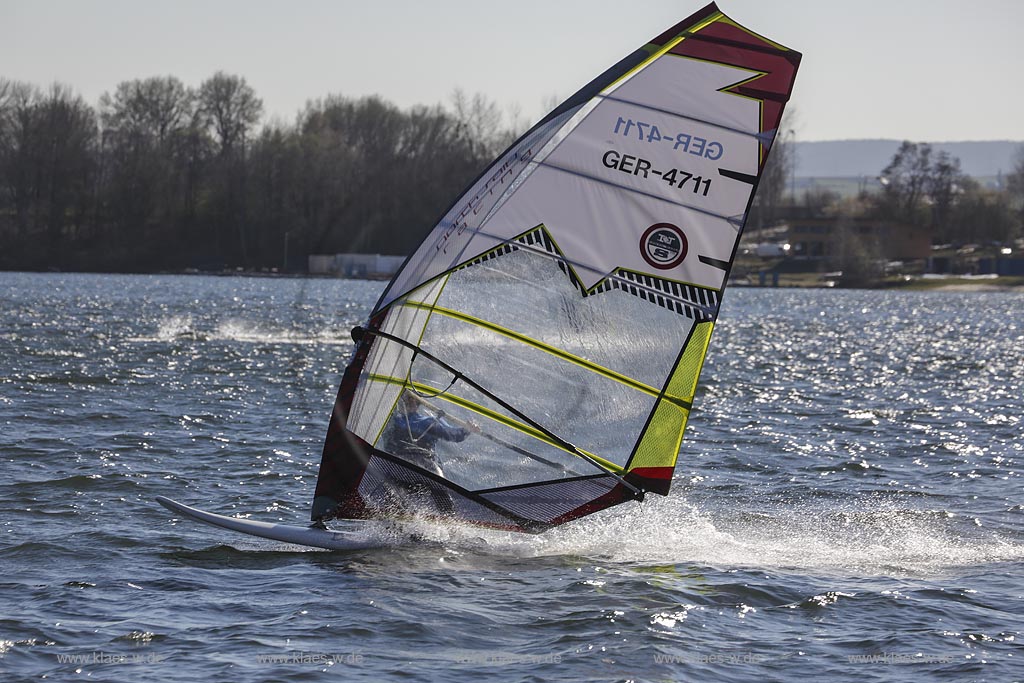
xmin=376 ymin=110 xmax=576 ymax=312
xmin=384 ymin=51 xmax=764 ymax=299
xmin=606 ymin=53 xmax=764 ymax=135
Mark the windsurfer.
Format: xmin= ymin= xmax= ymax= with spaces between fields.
xmin=383 ymin=392 xmax=478 ymax=514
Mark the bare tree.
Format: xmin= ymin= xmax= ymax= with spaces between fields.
xmin=98 ymin=77 xmax=197 ymax=239
xmin=878 ymin=141 xmax=934 ymax=224
xmin=0 ymin=81 xmax=40 ymax=241
xmin=100 ymin=77 xmax=192 ymax=144
xmin=197 ymin=72 xmax=262 ymax=155
xmin=874 ymin=141 xmax=970 ymax=247
xmin=194 ymin=72 xmax=263 ymax=263
xmin=0 ymin=78 xmax=14 ymax=141
xmin=450 ymin=89 xmax=514 ymax=161
xmin=927 ymin=151 xmax=963 ymax=243
xmin=0 ymin=84 xmax=97 ymax=258
xmin=1007 ymin=145 xmax=1024 ymax=239
xmin=748 ymin=110 xmax=797 ymax=230
xmin=832 ymin=208 xmax=882 ymax=286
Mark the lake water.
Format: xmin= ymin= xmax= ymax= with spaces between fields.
xmin=1 ymin=272 xmax=1022 ymax=682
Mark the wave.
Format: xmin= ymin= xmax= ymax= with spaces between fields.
xmin=129 ymin=316 xmax=351 ymax=346
xmin=406 ymin=495 xmax=1024 ymax=576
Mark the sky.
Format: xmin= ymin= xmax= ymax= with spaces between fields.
xmin=1 ymin=0 xmax=1022 ymax=142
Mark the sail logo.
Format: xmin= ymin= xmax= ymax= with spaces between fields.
xmin=640 ymin=223 xmax=688 ymax=270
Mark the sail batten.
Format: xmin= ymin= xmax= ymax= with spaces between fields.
xmin=311 ymin=2 xmax=800 ymax=531
xmin=595 ymin=92 xmax=766 ymax=140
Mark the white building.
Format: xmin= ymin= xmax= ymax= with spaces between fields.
xmin=308 ymin=253 xmax=405 ymax=279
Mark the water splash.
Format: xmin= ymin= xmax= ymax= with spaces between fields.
xmin=418 ymin=494 xmax=1024 ymax=576
xmin=134 ymin=316 xmax=349 ymax=346
xmin=154 ymin=315 xmax=199 ymax=341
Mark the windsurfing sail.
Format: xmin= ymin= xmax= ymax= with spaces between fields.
xmin=311 ymin=2 xmax=800 ymax=533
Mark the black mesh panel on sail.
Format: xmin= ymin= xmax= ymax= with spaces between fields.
xmin=478 ymin=476 xmax=618 ymax=522
xmin=356 ymin=456 xmax=526 ymax=530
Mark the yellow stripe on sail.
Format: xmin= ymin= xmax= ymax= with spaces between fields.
xmin=398 ymin=300 xmax=692 ymax=411
xmin=365 ymin=373 xmax=625 ymax=474
xmin=628 ymin=321 xmax=713 ymax=472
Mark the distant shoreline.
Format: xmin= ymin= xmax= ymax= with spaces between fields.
xmin=3 ymin=269 xmax=1022 ymax=292
xmin=909 ymin=282 xmax=1024 ymax=292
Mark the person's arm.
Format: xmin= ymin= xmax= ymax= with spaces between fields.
xmin=433 ymin=414 xmax=470 ymax=442
xmin=405 ymin=412 xmax=469 ymax=443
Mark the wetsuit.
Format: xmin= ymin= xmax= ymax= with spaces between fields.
xmin=384 ymin=410 xmax=469 ymax=514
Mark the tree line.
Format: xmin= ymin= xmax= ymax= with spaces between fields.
xmin=0 ymin=74 xmax=521 ymax=272
xmin=746 ymin=137 xmax=1024 ymax=286
xmin=795 ymin=141 xmax=1024 ymax=248
xmin=869 ymin=141 xmax=1023 ymax=247
xmin=785 ymin=141 xmax=1024 ymax=283
xmin=3 ymin=71 xmax=1019 ymax=276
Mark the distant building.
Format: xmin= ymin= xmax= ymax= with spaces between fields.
xmin=977 ymin=256 xmax=1024 ymax=276
xmin=786 ymin=217 xmax=930 ymax=262
xmin=308 ymin=253 xmax=405 ymax=278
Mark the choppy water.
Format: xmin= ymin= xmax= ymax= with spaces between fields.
xmin=1 ymin=272 xmax=1022 ymax=682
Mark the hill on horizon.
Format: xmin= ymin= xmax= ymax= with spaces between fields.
xmin=793 ymin=139 xmax=1022 ymax=179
